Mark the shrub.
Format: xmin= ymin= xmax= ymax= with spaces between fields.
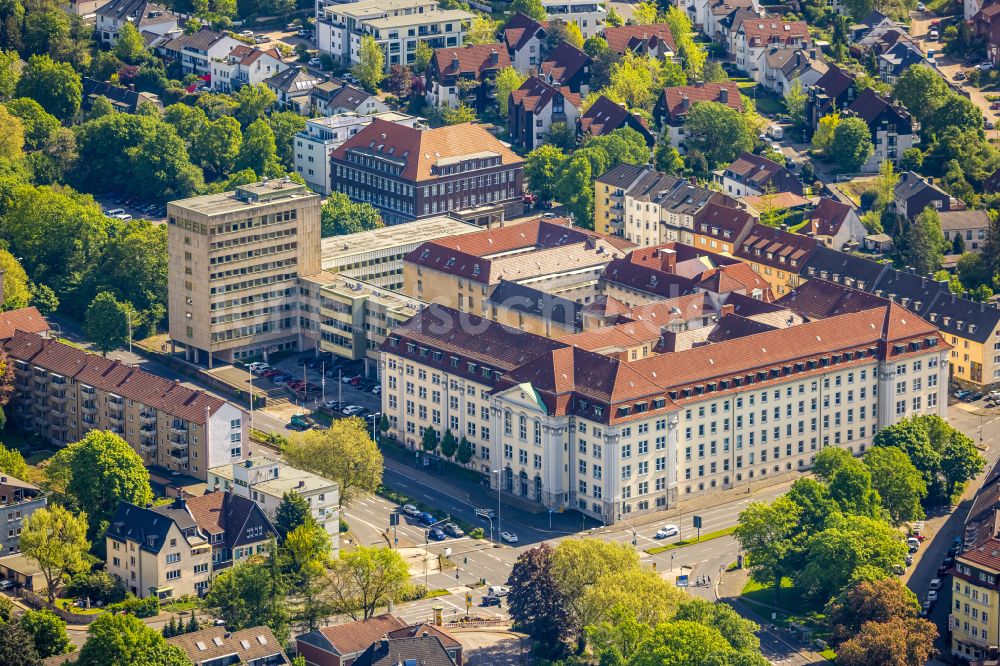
xmin=401 ymin=584 xmax=427 ymax=602
xmin=339 ymin=518 xmax=349 ymax=533
xmin=469 ymin=527 xmax=485 ymax=539
xmin=65 ymin=571 xmax=126 ymax=606
xmin=106 ymin=594 xmax=159 ymax=618
xmin=859 ymin=190 xmax=877 ymax=210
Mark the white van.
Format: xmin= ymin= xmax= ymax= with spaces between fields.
xmin=488 ymin=585 xmax=509 ymax=597
xmin=105 ymin=208 xmax=125 ymax=217
xmin=767 ymin=125 xmax=784 ymax=140
xmin=112 ymin=213 xmax=133 ymax=221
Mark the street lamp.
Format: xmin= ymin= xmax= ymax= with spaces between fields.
xmin=371 ymin=412 xmax=381 ymax=442
xmin=492 ymin=469 xmax=502 ymax=543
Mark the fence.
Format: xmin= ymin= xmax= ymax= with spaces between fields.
xmin=19 ymin=589 xmax=103 ymax=625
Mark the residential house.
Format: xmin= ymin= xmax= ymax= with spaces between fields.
xmin=692 ymin=201 xmax=756 ymax=254
xmin=509 ymin=75 xmax=582 ymax=151
xmin=317 ymin=0 xmax=472 ymax=70
xmin=297 ymin=614 xmax=463 ymax=666
xmin=577 ymin=95 xmax=654 ymax=145
xmin=594 ymin=162 xmax=647 ymax=236
xmin=805 ymin=197 xmax=867 ymax=250
xmin=168 ymin=626 xmax=288 ymax=665
xmin=330 ymin=118 xmax=525 ymax=226
xmin=806 ymin=63 xmax=857 ymax=132
xmin=540 ymin=40 xmax=591 ymax=95
xmin=985 ymin=167 xmax=1000 ymax=193
xmin=5 ymin=332 xmax=248 ymax=479
xmin=849 ymin=10 xmax=895 ymax=41
xmin=733 ymin=19 xmax=810 ymax=82
xmin=841 ymin=87 xmax=919 ymax=172
xmin=66 ymin=0 xmax=103 ymax=16
xmin=734 ymin=223 xmax=817 ymax=296
xmin=210 ymin=45 xmax=287 ymax=93
xmin=81 ymin=77 xmax=163 ymax=115
xmin=696 ymin=0 xmax=757 ymax=41
xmin=501 ymin=12 xmax=547 ymax=73
xmin=974 ymin=2 xmax=1000 ymax=65
xmin=185 ymin=490 xmax=276 ymax=570
xmin=95 ymin=0 xmax=178 ymax=46
xmin=162 ymin=28 xmax=240 ymax=78
xmin=717 ymin=152 xmax=803 ymax=198
xmin=294 ymin=111 xmax=421 ymax=195
xmin=425 ymin=44 xmax=510 ymax=112
xmin=105 ymin=498 xmax=213 ymax=599
xmin=208 ymin=457 xmax=340 ymax=546
xmin=623 ymin=169 xmax=730 ymax=246
xmin=542 ymin=0 xmax=605 ymax=39
xmin=894 ymin=170 xmax=963 ymax=220
xmin=760 ymin=47 xmax=827 ymax=96
xmin=0 ymin=476 xmax=46 ymax=555
xmin=653 ymin=82 xmax=744 ymax=152
xmin=602 ymin=24 xmax=676 ymax=60
xmin=877 ymin=40 xmax=927 ymax=85
xmin=308 ymin=80 xmax=389 ymax=117
xmin=265 ymin=68 xmax=323 ymax=114
xmin=940 ymin=210 xmax=992 ymax=253
xmin=352 ymin=636 xmax=457 ymax=666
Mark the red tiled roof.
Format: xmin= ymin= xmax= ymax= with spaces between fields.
xmin=540 ymin=41 xmax=590 ymax=86
xmin=0 ymin=307 xmax=49 ymax=341
xmin=660 ymin=83 xmax=743 ymax=120
xmin=739 ymin=19 xmax=811 ymax=46
xmin=502 ymin=12 xmax=547 ymax=52
xmin=578 ymin=95 xmax=651 ymax=139
xmin=808 ymin=197 xmax=853 ymax=237
xmin=317 ymin=615 xmax=409 ymax=657
xmin=4 ymin=332 xmax=231 ymax=423
xmin=168 ymin=626 xmax=286 ymax=664
xmin=330 ymin=118 xmax=522 ymax=183
xmin=736 ymin=223 xmax=818 ymax=269
xmin=510 ymin=75 xmax=582 ymax=114
xmin=387 ymin=623 xmax=462 ymax=651
xmin=696 ymin=262 xmax=774 ymax=299
xmin=603 ymin=23 xmax=676 ymax=53
xmin=431 ymin=43 xmax=510 ymax=78
xmin=695 ymin=202 xmax=755 ymax=242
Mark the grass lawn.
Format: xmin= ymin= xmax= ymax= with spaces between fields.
xmin=820 ymin=648 xmax=837 ymax=661
xmin=53 ymin=597 xmax=103 ymax=615
xmin=161 ymin=599 xmax=200 ymax=613
xmin=741 ymin=577 xmax=822 ymax=616
xmin=753 ymin=95 xmax=785 ymax=116
xmin=837 ymin=177 xmax=878 ymax=206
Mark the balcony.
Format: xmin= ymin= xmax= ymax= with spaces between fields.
xmin=169 ymin=450 xmax=189 ymax=465
xmin=140 ymin=410 xmax=157 ymax=424
xmin=50 ymin=392 xmax=68 ymax=405
xmin=170 ymin=421 xmax=188 ymax=434
xmin=80 ymin=385 xmax=95 ymax=396
xmin=140 ymin=423 xmax=157 ymax=434
xmin=108 ymin=411 xmax=125 ymax=423
xmin=169 ymin=434 xmax=188 ymax=447
xmin=81 ymin=401 xmax=97 ymax=414
xmin=32 ymin=374 xmax=48 ymax=386
xmin=109 ymin=425 xmax=124 ymax=435
xmin=140 ymin=441 xmax=157 ymax=455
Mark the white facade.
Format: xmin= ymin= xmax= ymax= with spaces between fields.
xmin=317 ymin=0 xmax=471 ymax=70
xmin=96 ymin=2 xmax=178 ymax=46
xmin=542 ymin=0 xmax=606 ymax=39
xmin=210 ymin=49 xmax=288 ymax=93
xmin=510 ymin=31 xmax=544 ymax=73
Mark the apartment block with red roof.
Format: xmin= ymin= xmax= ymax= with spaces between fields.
xmin=732 ymin=18 xmax=811 ymax=81
xmin=425 ymin=44 xmax=511 ymax=112
xmin=380 ymin=285 xmax=948 ymax=521
xmin=653 ymin=82 xmax=744 ymax=153
xmin=330 ymin=118 xmax=525 ymax=226
xmin=509 ymin=75 xmax=582 ymax=151
xmin=501 ymin=12 xmax=548 ymax=73
xmin=4 ymin=332 xmax=249 ymax=480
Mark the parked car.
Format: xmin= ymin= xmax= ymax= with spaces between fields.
xmin=929 ymin=578 xmax=942 ymax=591
xmin=0 ymin=579 xmax=13 ymax=590
xmin=917 ymin=1 xmax=925 ymax=9
xmin=342 ymin=405 xmax=365 ymax=416
xmin=239 ymin=29 xmax=254 ymax=37
xmin=481 ymin=594 xmax=502 ymax=607
xmin=444 ymin=523 xmax=464 ymax=537
xmin=308 ymin=57 xmax=321 ymax=67
xmin=955 ymin=71 xmax=967 ymax=81
xmin=428 ymin=527 xmax=447 ymax=541
xmin=402 ymin=504 xmax=421 ymax=517
xmin=655 ymin=524 xmax=680 ymax=539
xmin=323 ymin=400 xmax=344 ymax=411
xmin=371 ymin=385 xmax=382 ymax=395
xmin=905 ymin=553 xmax=914 ymax=566
xmin=419 ymin=512 xmax=436 ymax=526
xmin=476 ymin=508 xmax=496 ymax=520
xmin=954 ymin=389 xmax=972 ymax=400
xmin=929 ymin=28 xmax=939 ymax=40
xmin=488 ymin=585 xmax=510 ymax=597
xmin=247 ymin=362 xmax=268 ymax=372
xmin=927 ymin=590 xmax=939 ymax=603
xmin=967 ymin=391 xmax=984 ymax=401
xmin=907 ymin=537 xmax=920 ymax=553
xmin=500 ymin=531 xmax=518 ymax=543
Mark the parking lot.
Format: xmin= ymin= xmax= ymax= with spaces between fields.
xmin=95 ymin=195 xmax=167 ymax=223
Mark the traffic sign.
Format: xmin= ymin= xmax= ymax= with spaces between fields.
xmin=465 ymin=592 xmax=472 ymax=608
xmin=676 ymin=574 xmax=689 ymax=587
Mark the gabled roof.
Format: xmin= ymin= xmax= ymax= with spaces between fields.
xmin=724 ymin=152 xmax=802 ymax=194
xmin=502 ymin=12 xmax=547 ymax=52
xmin=227 ymin=45 xmax=281 ymax=65
xmin=540 ymin=41 xmax=590 ymax=86
xmin=777 ymin=277 xmax=889 ymax=320
xmin=264 ymin=67 xmax=321 ymax=95
xmin=659 ymin=82 xmax=743 ymax=120
xmin=801 ymin=245 xmax=887 ymax=290
xmin=738 ymin=19 xmax=810 ymax=46
xmin=82 ymin=77 xmax=163 ymax=113
xmin=894 ymin=170 xmax=949 ymax=204
xmin=168 ymin=626 xmax=286 ymax=665
xmin=309 ymin=614 xmax=411 ymax=657
xmin=186 ymin=491 xmax=275 ymax=549
xmin=431 ymin=43 xmax=510 ymax=79
xmin=807 ymin=197 xmax=854 ymax=237
xmin=595 ymin=162 xmax=647 ymax=188
xmin=106 ymin=501 xmax=187 ymax=554
xmin=812 ymin=63 xmax=854 ymax=99
xmin=938 ymin=209 xmax=991 ymax=232
xmin=986 ymin=167 xmax=1000 ymax=193
xmin=694 ymin=202 xmax=755 ymax=243
xmin=845 ymin=87 xmax=910 ymax=125
xmin=96 ymin=0 xmax=176 ymax=25
xmin=315 ymin=82 xmax=378 ymax=111
xmin=736 ymin=223 xmax=818 ymax=269
xmin=0 ymin=307 xmax=49 ymax=341
xmin=331 ymin=118 xmax=523 ymax=183
xmin=387 ymin=623 xmax=462 ymax=651
xmin=164 ymin=27 xmax=229 ymax=53
xmin=353 ymin=635 xmax=456 ymax=666
xmin=511 ymin=75 xmax=582 ymax=114
xmin=578 ymin=95 xmax=651 ymax=140
xmin=603 ymin=23 xmax=676 ymax=53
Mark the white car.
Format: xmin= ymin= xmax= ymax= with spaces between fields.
xmin=917 ymin=1 xmax=925 ymax=9
xmin=927 ymin=590 xmax=939 ymax=603
xmin=342 ymin=405 xmax=365 ymax=416
xmin=402 ymin=504 xmax=421 ymax=517
xmin=929 ymin=578 xmax=942 ymax=591
xmin=488 ymin=585 xmax=510 ymax=597
xmin=239 ymin=30 xmax=254 ymax=37
xmin=308 ymin=57 xmax=322 ymax=67
xmin=655 ymin=524 xmax=680 ymax=539
xmin=500 ymin=531 xmax=518 ymax=543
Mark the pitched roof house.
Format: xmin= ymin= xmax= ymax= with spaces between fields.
xmin=502 ymin=12 xmax=548 ymax=72
xmin=602 ymin=23 xmax=676 ymax=59
xmin=185 ymin=490 xmax=276 ymax=570
xmin=81 ymin=77 xmax=164 ymax=115
xmin=805 ymin=197 xmax=867 ymax=250
xmin=426 ymin=44 xmax=511 ymax=112
xmin=96 ymin=0 xmax=178 ymax=46
xmin=894 ymin=170 xmax=964 ymax=220
xmin=733 ymin=18 xmax=810 ymax=81
xmin=718 ymin=152 xmax=803 ymax=198
xmin=509 ymin=75 xmax=582 ymax=150
xmin=308 ymin=80 xmax=389 ymax=116
xmin=296 ymin=614 xmax=464 ymax=666
xmin=539 ymin=40 xmax=592 ymax=95
xmin=167 ymin=625 xmax=288 ymax=665
xmin=577 ymin=95 xmax=654 ymax=145
xmin=654 ymin=82 xmax=743 ymax=152
xmin=806 ymin=63 xmax=857 ymax=131
xmin=842 ymin=87 xmax=919 ymax=172
xmin=265 ymin=68 xmax=323 ymax=113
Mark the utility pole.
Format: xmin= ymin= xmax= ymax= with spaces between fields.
xmin=248 ymin=372 xmax=254 ymax=431
xmin=321 ymin=362 xmax=326 ymax=403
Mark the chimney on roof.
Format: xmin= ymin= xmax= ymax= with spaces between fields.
xmin=489 ymin=49 xmax=499 ymax=65
xmin=719 ymin=87 xmax=729 ymax=104
xmin=721 ymin=303 xmax=735 ymax=318
xmin=659 ymin=248 xmax=677 ymax=274
xmin=451 ymin=53 xmax=460 ymax=70
xmin=681 ymin=93 xmax=690 ymax=111
xmin=173 ymin=495 xmax=187 ymax=510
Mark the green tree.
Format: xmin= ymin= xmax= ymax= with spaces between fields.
xmin=683 ymin=100 xmax=754 ymax=168
xmin=84 ymin=291 xmax=134 ymax=355
xmin=702 ymin=60 xmax=728 ymax=83
xmin=556 ymin=154 xmax=594 ymax=228
xmin=191 ymin=115 xmax=242 ymax=179
xmin=830 ymin=116 xmax=874 ymax=172
xmin=283 ymin=520 xmax=332 ymax=578
xmin=354 ymin=35 xmax=385 ymax=91
xmin=319 ymin=192 xmax=383 ymax=237
xmin=456 ymin=436 xmax=473 ymax=464
xmin=19 ymin=609 xmax=71 ymax=658
xmin=113 ymin=22 xmax=146 ymax=64
xmin=274 ymin=491 xmax=312 ymax=543
xmin=421 ymin=425 xmax=439 ymax=452
xmin=77 ymin=612 xmax=192 ymax=666
xmin=0 ymin=103 xmax=22 ymax=161
xmin=0 ymin=441 xmax=28 ymax=479
xmin=268 ymin=111 xmax=305 ymax=168
xmin=892 ymin=65 xmax=948 ymax=127
xmin=204 ymin=556 xmax=289 ymax=641
xmin=439 ymin=429 xmax=458 ymax=459
xmin=524 ymin=144 xmax=566 ymax=202
xmin=734 ymin=497 xmax=800 ymax=599
xmin=0 ymin=620 xmax=41 ymax=666
xmin=674 ymin=597 xmax=761 ymax=652
xmin=15 ymin=54 xmax=81 ymax=122
xmin=550 ymin=539 xmax=639 ymax=620
xmin=440 ymin=101 xmax=477 ymax=125
xmin=4 ymin=97 xmax=58 ymax=150
xmin=0 ymin=248 xmax=31 ymax=310
xmin=864 ymin=447 xmax=926 ymax=525
xmin=941 ymin=431 xmax=985 ymax=501
xmin=44 ymin=430 xmax=152 ymax=543
xmin=785 ymin=79 xmax=808 ymax=128
xmin=606 ymin=4 xmax=624 ymax=26
xmin=284 ymin=417 xmax=383 ymax=507
xmin=925 ymin=94 xmax=983 ymax=138
xmin=0 ymin=49 xmax=21 ymax=99
xmin=232 ymin=83 xmax=277 ymax=127
xmin=580 ymin=568 xmax=683 ymax=634
xmin=836 ymin=617 xmax=937 ymax=666
xmin=508 ymin=0 xmax=546 ymax=21
xmin=328 ymin=545 xmax=410 ymax=620
xmin=826 ymin=577 xmax=920 ymax=646
xmin=508 ymin=543 xmax=574 ymax=657
xmin=495 ymin=66 xmax=527 ymax=117
xmin=900 ymin=147 xmax=923 ymax=172
xmin=605 ymin=51 xmax=663 ymax=111
xmin=631 ymin=1 xmax=659 ymax=24
xmin=466 ymin=15 xmax=500 ymax=45
xmin=904 ymin=207 xmax=947 ymax=276
xmin=544 ymin=120 xmax=576 ymax=151
xmin=236 ymin=118 xmax=281 ymax=177
xmin=413 ymin=40 xmax=434 ymax=73
xmin=653 ymin=141 xmax=684 ymax=174
xmin=828 ymin=457 xmax=883 ymax=518
xmin=629 ymin=621 xmax=749 ymax=666
xmin=19 ymin=505 xmax=89 ymax=603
